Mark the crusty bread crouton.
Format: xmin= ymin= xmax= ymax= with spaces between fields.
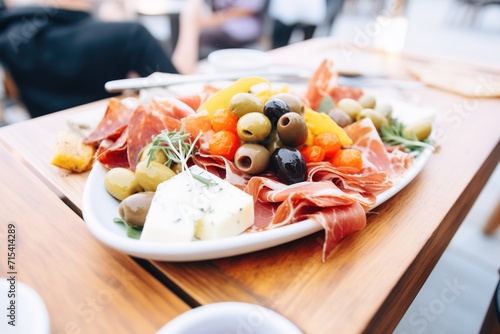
xmin=51 ymin=131 xmax=96 ymax=173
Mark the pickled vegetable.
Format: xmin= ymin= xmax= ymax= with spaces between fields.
xmin=105 ymin=167 xmax=143 ymax=201
xmin=118 ymin=192 xmax=155 ymax=227
xmin=263 ymin=98 xmax=291 ymax=128
xmin=135 ymin=160 xmax=176 ymax=192
xmin=303 ymin=107 xmax=353 ymax=146
xmin=277 ymin=113 xmax=308 ymax=147
xmin=271 ymin=93 xmax=304 ymax=116
xmin=198 ymin=76 xmax=270 ymax=118
xmin=228 ymin=93 xmax=264 ymax=118
xmin=270 ymin=147 xmax=306 ymax=185
xmin=237 ymin=112 xmax=272 ymax=142
xmin=234 ymin=144 xmax=270 ymax=175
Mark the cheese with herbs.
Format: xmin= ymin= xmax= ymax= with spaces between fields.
xmin=140 ymin=166 xmax=254 ymax=242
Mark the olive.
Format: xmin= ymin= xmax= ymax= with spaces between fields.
xmin=237 ymin=112 xmax=272 ymax=142
xmin=337 ymin=98 xmax=363 ymax=121
xmin=270 ymin=147 xmax=306 ymax=185
xmin=228 ymin=92 xmax=264 ymax=118
xmin=234 ymin=144 xmax=270 ymax=175
xmin=356 ymin=109 xmax=389 ymax=131
xmin=105 ymin=167 xmax=143 ymax=201
xmin=404 ymin=119 xmax=432 ymax=141
xmin=264 ymin=130 xmax=284 ymax=153
xmin=271 ymin=93 xmax=304 ymax=116
xmin=139 ymin=143 xmax=167 ymax=164
xmin=118 ymin=191 xmax=155 ymax=227
xmin=277 ymin=113 xmax=308 ymax=147
xmin=135 ymin=160 xmax=176 ymax=192
xmin=375 ymin=103 xmax=393 ymax=118
xmin=358 ymin=94 xmax=376 ymax=109
xmin=263 ymin=98 xmax=292 ymax=128
xmin=170 ymin=162 xmax=183 ymax=174
xmin=328 ymin=108 xmax=353 ymax=128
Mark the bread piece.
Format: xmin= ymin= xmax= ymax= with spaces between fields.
xmin=51 ymin=131 xmax=96 ymax=173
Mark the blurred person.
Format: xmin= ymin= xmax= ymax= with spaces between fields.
xmin=269 ymin=0 xmax=327 ymax=48
xmin=192 ymin=0 xmax=268 ymax=58
xmin=0 ymin=0 xmax=200 ymax=118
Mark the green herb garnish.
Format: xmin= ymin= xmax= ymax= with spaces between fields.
xmin=147 ymin=125 xmax=214 ymax=186
xmin=380 ymin=117 xmax=436 ymax=155
xmin=113 ymin=218 xmax=142 ymax=239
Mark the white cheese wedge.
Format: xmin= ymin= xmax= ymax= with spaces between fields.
xmin=140 ymin=166 xmax=254 ymax=242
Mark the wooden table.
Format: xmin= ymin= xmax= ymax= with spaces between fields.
xmin=1 ymin=37 xmax=499 ymax=333
xmin=0 ymin=145 xmax=190 ymax=333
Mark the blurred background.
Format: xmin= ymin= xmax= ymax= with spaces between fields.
xmin=0 ymin=1 xmax=499 ymax=332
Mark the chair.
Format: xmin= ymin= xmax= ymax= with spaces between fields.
xmin=0 ymin=6 xmax=177 ymax=118
xmin=480 ymin=270 xmax=500 ymax=334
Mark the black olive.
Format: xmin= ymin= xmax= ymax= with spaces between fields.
xmin=270 ymin=147 xmax=306 ymax=185
xmin=263 ymin=98 xmax=291 ymax=128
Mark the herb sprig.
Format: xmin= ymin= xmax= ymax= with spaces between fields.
xmin=113 ymin=218 xmax=142 ymax=239
xmin=147 ymin=125 xmax=214 ymax=187
xmin=380 ymin=117 xmax=436 ymax=155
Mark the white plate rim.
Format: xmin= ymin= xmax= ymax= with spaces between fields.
xmin=156 ymin=302 xmax=303 ymax=334
xmin=82 ymin=148 xmax=432 ymax=262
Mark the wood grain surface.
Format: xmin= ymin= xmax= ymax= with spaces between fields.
xmin=0 ymin=145 xmax=190 ymax=333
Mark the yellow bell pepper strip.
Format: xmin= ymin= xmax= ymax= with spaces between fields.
xmin=303 ymin=106 xmax=353 ymax=147
xmin=197 ymin=76 xmax=271 ymax=118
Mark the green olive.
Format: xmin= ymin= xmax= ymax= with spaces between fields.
xmin=234 ymin=144 xmax=270 ymax=175
xmin=135 ymin=160 xmax=176 ymax=192
xmin=118 ymin=191 xmax=155 ymax=227
xmin=105 ymin=167 xmax=143 ymax=201
xmin=277 ymin=113 xmax=308 ymax=147
xmin=265 ymin=130 xmax=283 ymax=153
xmin=404 ymin=119 xmax=432 ymax=141
xmin=170 ymin=162 xmax=183 ymax=174
xmin=356 ymin=109 xmax=389 ymax=131
xmin=328 ymin=108 xmax=353 ymax=128
xmin=237 ymin=112 xmax=272 ymax=142
xmin=271 ymin=93 xmax=304 ymax=116
xmin=139 ymin=143 xmax=167 ymax=164
xmin=337 ymin=98 xmax=363 ymax=121
xmin=375 ymin=103 xmax=393 ymax=118
xmin=228 ymin=93 xmax=264 ymax=118
xmin=358 ymin=95 xmax=376 ymax=109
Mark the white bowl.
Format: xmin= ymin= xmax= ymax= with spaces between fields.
xmin=157 ymin=302 xmax=303 ymax=334
xmin=0 ymin=279 xmax=50 ymax=334
xmin=207 ymin=48 xmax=272 ymax=72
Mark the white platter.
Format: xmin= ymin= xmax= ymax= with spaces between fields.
xmin=156 ymin=302 xmax=303 ymax=334
xmin=82 ymin=100 xmax=435 ymax=262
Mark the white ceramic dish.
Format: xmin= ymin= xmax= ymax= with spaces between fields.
xmin=0 ymin=279 xmax=50 ymax=334
xmin=82 ymin=99 xmax=435 ymax=262
xmin=207 ymin=48 xmax=272 ymax=72
xmin=156 ymin=302 xmax=303 ymax=334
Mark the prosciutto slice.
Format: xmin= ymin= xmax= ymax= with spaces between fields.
xmin=344 ymin=117 xmax=413 ymax=179
xmin=84 ymin=98 xmax=134 ymax=144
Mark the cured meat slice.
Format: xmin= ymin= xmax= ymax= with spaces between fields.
xmin=96 ymin=130 xmax=129 ymax=169
xmin=328 ymin=86 xmax=363 ymax=104
xmin=246 ymin=178 xmax=374 ymax=228
xmin=307 ymin=162 xmax=392 ymax=196
xmin=344 ymin=117 xmax=413 ymax=179
xmin=305 ymin=59 xmax=334 ymax=111
xmin=151 ymin=96 xmax=196 ymax=119
xmin=301 ymin=202 xmax=366 ymax=262
xmin=84 ymin=98 xmax=134 ymax=144
xmin=126 ymin=106 xmax=182 ymax=171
